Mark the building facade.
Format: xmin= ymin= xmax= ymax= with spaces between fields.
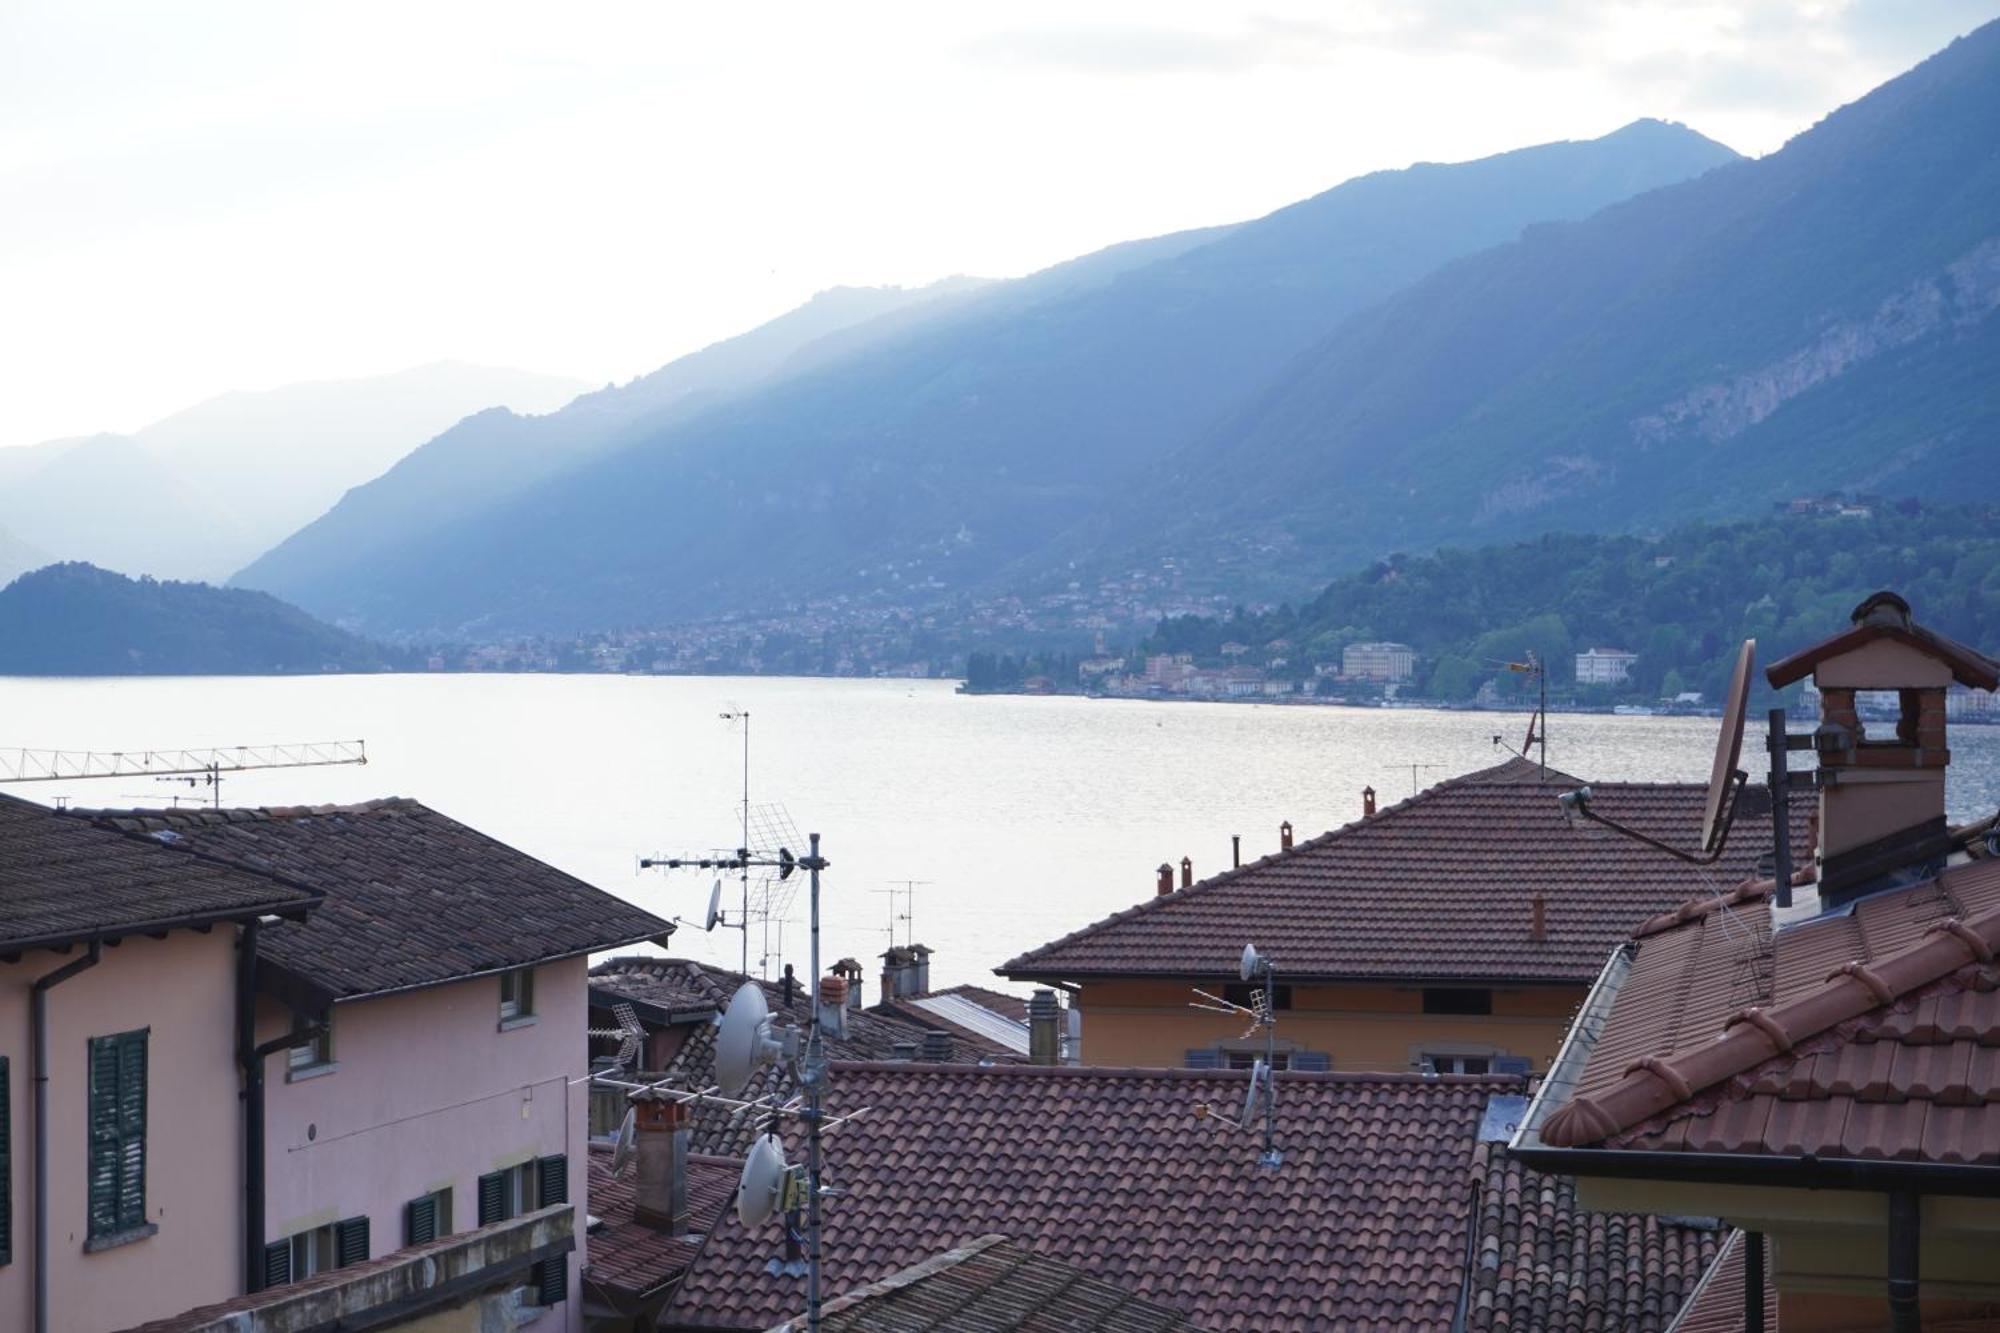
xmin=1341 ymin=641 xmax=1417 ymax=683
xmin=1574 ymin=647 xmax=1638 ymax=685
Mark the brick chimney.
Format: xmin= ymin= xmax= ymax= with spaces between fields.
xmin=818 ymin=975 xmax=848 ymax=1040
xmin=1530 ymin=892 xmax=1546 ymax=943
xmin=1180 ymin=856 xmax=1193 ymax=889
xmin=1363 ymin=786 xmax=1376 ymax=817
xmin=632 ymin=1093 xmax=690 ymax=1234
xmin=832 ymin=958 xmax=864 ymax=1012
xmin=1156 ymin=863 xmax=1174 ymax=896
xmin=1028 ymin=988 xmax=1062 ymax=1066
xmin=1280 ymin=820 xmax=1294 ymax=851
xmin=1766 ymin=591 xmax=1997 ymax=911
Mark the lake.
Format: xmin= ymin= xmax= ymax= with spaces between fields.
xmin=6 ymin=674 xmax=1999 ymax=992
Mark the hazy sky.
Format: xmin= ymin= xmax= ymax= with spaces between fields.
xmin=3 ymin=0 xmax=1994 ymax=448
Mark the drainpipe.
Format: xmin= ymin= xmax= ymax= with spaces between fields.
xmin=1888 ymin=1189 xmax=1921 ymax=1333
xmin=1744 ymin=1231 xmax=1765 ymax=1333
xmin=238 ymin=919 xmax=264 ymax=1293
xmin=34 ymin=942 xmax=101 ymax=1333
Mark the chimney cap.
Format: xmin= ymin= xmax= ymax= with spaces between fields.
xmin=1852 ymin=590 xmax=1912 ymax=628
xmin=1765 ymin=590 xmax=1999 ymax=690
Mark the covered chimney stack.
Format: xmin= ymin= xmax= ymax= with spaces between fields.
xmin=1766 ymin=591 xmax=1997 ymax=911
xmin=1156 ymin=863 xmax=1174 ymax=896
xmin=818 ymin=975 xmax=848 ymax=1039
xmin=879 ymin=944 xmax=933 ymax=1001
xmin=1180 ymin=856 xmax=1193 ymax=889
xmin=1280 ymin=820 xmax=1294 ymax=851
xmin=1363 ymin=786 xmax=1377 ymax=817
xmin=1530 ymin=892 xmax=1547 ymax=943
xmin=921 ymin=1029 xmax=953 ymax=1062
xmin=1028 ymin=988 xmax=1062 ymax=1065
xmin=632 ymin=1093 xmax=691 ymax=1234
xmin=890 ymin=1040 xmax=917 ymax=1062
xmin=833 ymin=958 xmax=864 ymax=1012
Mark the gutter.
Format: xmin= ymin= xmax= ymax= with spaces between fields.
xmin=33 ymin=942 xmax=101 ymax=1333
xmin=238 ymin=917 xmax=328 ymax=1294
xmin=1508 ymin=1142 xmax=2000 ymax=1200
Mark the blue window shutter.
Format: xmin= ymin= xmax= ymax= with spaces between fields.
xmin=1291 ymin=1052 xmax=1331 ymax=1072
xmin=477 ymin=1170 xmax=506 ymax=1226
xmin=262 ymin=1239 xmax=292 ymax=1289
xmin=1495 ymin=1056 xmax=1532 ymax=1076
xmin=1184 ymin=1049 xmax=1222 ymax=1069
xmin=335 ymin=1215 xmax=370 ymax=1268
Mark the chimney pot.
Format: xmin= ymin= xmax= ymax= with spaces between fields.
xmin=1280 ymin=820 xmax=1294 ymax=851
xmin=1363 ymin=786 xmax=1376 ymax=817
xmin=1530 ymin=892 xmax=1547 ymax=943
xmin=921 ymin=1029 xmax=953 ymax=1062
xmin=1232 ymin=834 xmax=1241 ymax=868
xmin=1028 ymin=988 xmax=1062 ymax=1065
xmin=1157 ymin=863 xmax=1174 ymax=896
xmin=1180 ymin=856 xmax=1193 ymax=889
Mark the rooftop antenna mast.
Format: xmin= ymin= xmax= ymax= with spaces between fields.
xmin=1189 ymin=942 xmax=1283 ymax=1169
xmin=873 ymin=881 xmax=929 ymax=950
xmin=0 ymin=741 xmax=368 ymax=809
xmin=1404 ymin=762 xmax=1441 ymax=797
xmin=1488 ymin=652 xmax=1548 ymax=781
xmin=727 ymin=710 xmax=751 ymax=975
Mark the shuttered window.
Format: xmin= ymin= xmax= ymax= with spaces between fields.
xmin=87 ymin=1030 xmax=148 ymax=1240
xmin=406 ymin=1192 xmax=440 ymax=1246
xmin=0 ymin=1056 xmax=11 ymax=1266
xmin=1183 ymin=1049 xmax=1222 ymax=1069
xmin=477 ymin=1170 xmax=507 ymax=1226
xmin=262 ymin=1239 xmax=292 ymax=1289
xmin=531 ymin=1153 xmax=568 ymax=1305
xmin=1291 ymin=1052 xmax=1332 ymax=1072
xmin=334 ymin=1215 xmax=369 ymax=1268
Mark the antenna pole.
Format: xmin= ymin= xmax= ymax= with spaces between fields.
xmin=743 ymin=714 xmax=752 ymax=977
xmin=1262 ymin=960 xmax=1279 ymax=1167
xmin=803 ymin=831 xmax=828 ymax=1333
xmin=1767 ymin=708 xmax=1793 ymax=909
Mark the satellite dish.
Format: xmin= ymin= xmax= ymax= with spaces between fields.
xmin=610 ymin=1107 xmax=638 ymax=1177
xmin=1239 ymin=943 xmax=1263 ymax=982
xmin=736 ymin=1133 xmax=788 ymax=1227
xmin=716 ymin=982 xmax=776 ymax=1097
xmin=1239 ymin=1058 xmax=1272 ymax=1131
xmin=1700 ymin=639 xmax=1756 ymax=856
xmin=705 ymin=879 xmax=723 ymax=932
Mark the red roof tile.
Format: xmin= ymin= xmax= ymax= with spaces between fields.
xmin=1540 ymin=859 xmax=2000 ymax=1162
xmin=1002 ymin=760 xmax=1805 ymax=986
xmin=585 ymin=1142 xmax=737 ymax=1303
xmin=1663 ymin=1231 xmax=1777 ymax=1333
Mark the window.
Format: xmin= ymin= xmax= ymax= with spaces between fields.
xmin=480 ymin=1155 xmax=568 ymax=1305
xmin=0 ymin=1056 xmax=10 ymax=1266
xmin=286 ymin=1012 xmax=333 ymax=1077
xmin=1425 ymin=1053 xmax=1492 ymax=1075
xmin=1221 ymin=982 xmax=1293 ymax=1011
xmin=1421 ymin=988 xmax=1493 ymax=1015
xmin=499 ymin=967 xmax=536 ymax=1025
xmin=86 ymin=1030 xmax=149 ymax=1247
xmin=406 ymin=1188 xmax=452 ymax=1246
xmin=264 ymin=1216 xmax=369 ymax=1288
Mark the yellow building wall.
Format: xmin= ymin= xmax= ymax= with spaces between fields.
xmin=1075 ymin=979 xmax=1582 ymax=1073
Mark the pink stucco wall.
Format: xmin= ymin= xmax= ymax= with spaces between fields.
xmin=258 ymin=955 xmax=590 ymax=1332
xmin=0 ymin=929 xmax=246 ymax=1333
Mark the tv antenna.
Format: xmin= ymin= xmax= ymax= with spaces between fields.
xmin=873 ymin=881 xmax=928 ymax=950
xmin=1556 ymin=639 xmax=1756 ymax=864
xmin=1189 ymin=942 xmax=1284 ymax=1169
xmin=1402 ymin=762 xmax=1441 ymax=797
xmin=0 ymin=740 xmax=368 ymax=808
xmin=1488 ymin=651 xmax=1548 ymax=780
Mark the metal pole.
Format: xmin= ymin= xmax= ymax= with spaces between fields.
xmin=1744 ymin=1230 xmax=1765 ymax=1333
xmin=742 ymin=715 xmax=751 ymax=977
xmin=1887 ymin=1190 xmax=1921 ymax=1333
xmin=805 ymin=831 xmax=825 ymax=1333
xmin=1767 ymin=709 xmax=1793 ymax=909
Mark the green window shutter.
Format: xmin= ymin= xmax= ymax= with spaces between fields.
xmin=536 ymin=1154 xmax=567 ymax=1208
xmin=533 ymin=1256 xmax=568 ymax=1306
xmin=0 ymin=1056 xmax=11 ymax=1266
xmin=262 ymin=1239 xmax=293 ymax=1289
xmin=334 ymin=1215 xmax=369 ymax=1268
xmin=87 ymin=1030 xmax=147 ymax=1238
xmin=405 ymin=1194 xmax=438 ymax=1246
xmin=477 ymin=1171 xmax=505 ymax=1226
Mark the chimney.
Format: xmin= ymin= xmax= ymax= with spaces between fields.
xmin=921 ymin=1029 xmax=953 ymax=1062
xmin=880 ymin=970 xmax=896 ymax=1007
xmin=878 ymin=944 xmax=933 ymax=1000
xmin=1028 ymin=988 xmax=1061 ymax=1065
xmin=1180 ymin=856 xmax=1193 ymax=889
xmin=632 ymin=1093 xmax=690 ymax=1234
xmin=1157 ymin=863 xmax=1174 ymax=896
xmin=1530 ymin=892 xmax=1546 ymax=943
xmin=833 ymin=958 xmax=864 ymax=1011
xmin=818 ymin=975 xmax=848 ymax=1039
xmin=1363 ymin=786 xmax=1376 ymax=817
xmin=890 ymin=1040 xmax=917 ymax=1062
xmin=1766 ymin=590 xmax=1987 ymax=914
xmin=1280 ymin=820 xmax=1294 ymax=851
xmin=1231 ymin=834 xmax=1241 ymax=869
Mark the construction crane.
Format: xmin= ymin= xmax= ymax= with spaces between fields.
xmin=0 ymin=740 xmax=367 ymax=807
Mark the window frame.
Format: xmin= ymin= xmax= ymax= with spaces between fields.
xmin=286 ymin=1011 xmax=335 ymax=1079
xmin=498 ymin=967 xmax=537 ymax=1027
xmin=1424 ymin=1053 xmax=1493 ymax=1075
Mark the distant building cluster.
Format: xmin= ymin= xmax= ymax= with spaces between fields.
xmin=1574 ymin=646 xmax=1638 ymax=685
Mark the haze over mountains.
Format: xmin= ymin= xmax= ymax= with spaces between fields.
xmin=239 ymin=118 xmax=1741 ymax=635
xmin=0 ymin=363 xmax=586 ymax=583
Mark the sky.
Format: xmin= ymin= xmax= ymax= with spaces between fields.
xmin=3 ymin=0 xmax=1995 ymax=449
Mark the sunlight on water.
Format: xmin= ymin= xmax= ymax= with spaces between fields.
xmin=6 ymin=675 xmax=1998 ymax=991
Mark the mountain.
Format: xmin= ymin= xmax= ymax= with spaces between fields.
xmin=0 ymin=362 xmax=588 ymax=582
xmin=1067 ymin=20 xmax=2000 ymax=592
xmin=236 ymin=121 xmax=1739 ymax=636
xmin=0 ymin=522 xmax=49 ymax=588
xmin=0 ymin=563 xmax=401 ymax=674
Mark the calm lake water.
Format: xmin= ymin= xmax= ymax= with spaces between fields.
xmin=6 ymin=675 xmax=1999 ymax=992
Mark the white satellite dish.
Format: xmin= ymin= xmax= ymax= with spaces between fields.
xmin=1239 ymin=1058 xmax=1273 ymax=1131
xmin=1239 ymin=943 xmax=1263 ymax=982
xmin=716 ymin=982 xmax=778 ymax=1097
xmin=736 ymin=1133 xmax=788 ymax=1227
xmin=610 ymin=1106 xmax=638 ymax=1177
xmin=1700 ymin=639 xmax=1757 ymax=856
xmin=705 ymin=878 xmax=724 ymax=932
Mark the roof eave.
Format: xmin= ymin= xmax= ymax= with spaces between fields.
xmin=278 ymin=928 xmax=676 ymax=1006
xmin=1 ymin=894 xmax=319 ymax=962
xmin=1509 ymin=1142 xmax=2000 ymax=1200
xmin=999 ymin=964 xmax=1598 ymax=988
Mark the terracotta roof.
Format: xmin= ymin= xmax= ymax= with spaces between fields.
xmin=0 ymin=791 xmax=315 ymax=952
xmin=1764 ymin=591 xmax=1999 ymax=690
xmin=74 ymin=800 xmax=672 ymax=1004
xmin=1464 ymin=1141 xmax=1720 ymax=1332
xmin=585 ymin=1142 xmax=738 ymax=1304
xmin=1539 ymin=858 xmax=2000 ymax=1161
xmin=656 ymin=1064 xmax=1516 ymax=1332
xmin=768 ymin=1234 xmax=1212 ymax=1333
xmin=1002 ymin=759 xmax=1804 ymax=986
xmin=591 ymin=958 xmax=1019 ymax=1158
xmin=1663 ymin=1231 xmax=1776 ymax=1333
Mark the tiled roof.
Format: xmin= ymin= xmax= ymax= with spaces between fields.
xmin=584 ymin=1141 xmax=738 ymax=1304
xmin=1663 ymin=1231 xmax=1776 ymax=1333
xmin=591 ymin=958 xmax=1019 ymax=1158
xmin=1002 ymin=759 xmax=1804 ymax=986
xmin=76 ymin=800 xmax=672 ymax=1003
xmin=0 ymin=792 xmax=315 ymax=952
xmin=658 ymin=1064 xmax=1517 ymax=1332
xmin=771 ymin=1234 xmax=1212 ymax=1333
xmin=1540 ymin=858 xmax=2000 ymax=1161
xmin=1464 ymin=1141 xmax=1720 ymax=1332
